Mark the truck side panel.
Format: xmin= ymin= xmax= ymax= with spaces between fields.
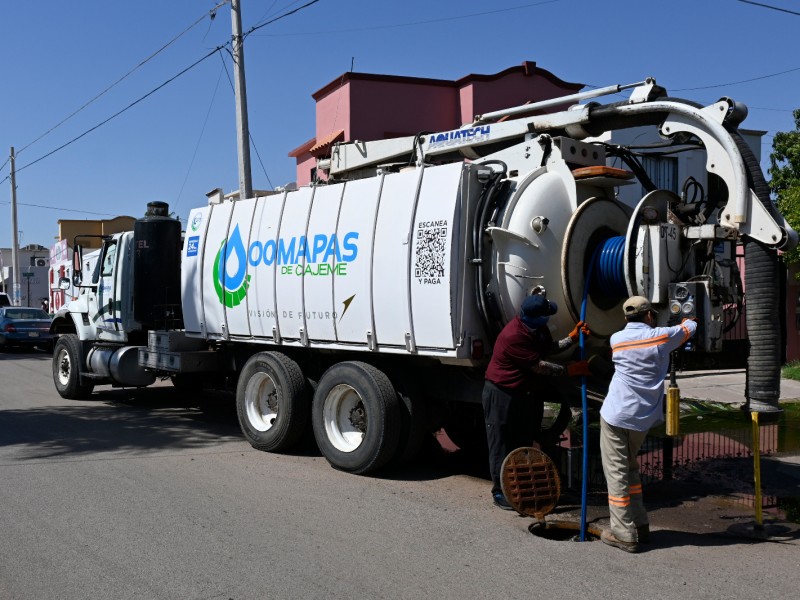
xmin=334 ymin=176 xmax=383 ymax=345
xmin=182 ymin=207 xmax=210 ymax=336
xmin=275 ymin=187 xmax=315 ymax=341
xmin=226 ymin=197 xmax=260 ymax=338
xmin=372 ymin=168 xmax=421 ymax=348
xmin=248 ymin=191 xmax=286 ymax=340
xmin=203 ymin=202 xmax=235 ymax=339
xmin=303 ymin=184 xmax=346 ymax=342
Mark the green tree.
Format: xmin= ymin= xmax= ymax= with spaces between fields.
xmin=769 ymin=108 xmax=800 ymax=270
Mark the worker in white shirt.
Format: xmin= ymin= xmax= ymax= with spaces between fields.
xmin=599 ymin=295 xmax=697 ymax=553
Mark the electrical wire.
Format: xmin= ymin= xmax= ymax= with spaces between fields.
xmin=254 ymin=0 xmax=304 ymax=27
xmin=736 ymin=0 xmax=800 ymax=17
xmin=174 ymin=62 xmax=226 ymax=213
xmin=249 ymin=0 xmax=557 ymax=36
xmin=15 ymin=46 xmax=226 ymax=175
xmin=245 ymin=0 xmax=324 ymax=37
xmin=672 ymin=65 xmax=800 ymax=92
xmin=16 ymin=1 xmax=229 ymax=157
xmin=0 ymin=200 xmax=116 ymax=217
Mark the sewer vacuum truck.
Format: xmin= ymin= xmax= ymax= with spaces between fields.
xmin=51 ymin=78 xmax=795 ymax=474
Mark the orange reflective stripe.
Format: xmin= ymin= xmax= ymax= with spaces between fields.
xmin=612 ymin=335 xmax=669 ymax=353
xmin=630 ymin=484 xmax=642 ymax=495
xmin=681 ymin=324 xmax=691 ymax=343
xmin=608 ymin=494 xmax=631 ymax=507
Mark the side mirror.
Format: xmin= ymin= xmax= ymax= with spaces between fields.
xmin=72 ymin=245 xmax=83 ymax=286
xmin=58 ymin=277 xmax=71 ymax=291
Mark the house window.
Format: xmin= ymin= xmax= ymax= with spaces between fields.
xmin=640 ymin=155 xmax=678 ymax=195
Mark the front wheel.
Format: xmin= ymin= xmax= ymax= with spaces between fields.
xmin=52 ymin=334 xmax=94 ymax=399
xmin=312 ymin=361 xmax=400 ymax=475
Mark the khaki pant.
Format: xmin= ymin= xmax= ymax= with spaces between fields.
xmin=600 ymin=417 xmax=649 ymax=542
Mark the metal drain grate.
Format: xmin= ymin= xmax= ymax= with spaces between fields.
xmin=501 ymin=447 xmax=561 ymax=518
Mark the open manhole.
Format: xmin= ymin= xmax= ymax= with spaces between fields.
xmin=502 ymin=447 xmax=600 ymax=542
xmin=528 ymin=520 xmax=602 ymax=541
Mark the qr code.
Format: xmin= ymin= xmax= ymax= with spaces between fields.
xmin=414 ymin=225 xmax=447 ymax=282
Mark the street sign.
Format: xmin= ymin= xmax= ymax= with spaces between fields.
xmin=22 ymin=272 xmax=34 ymax=278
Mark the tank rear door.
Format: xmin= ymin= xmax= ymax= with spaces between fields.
xmin=409 ymin=162 xmax=463 ymax=349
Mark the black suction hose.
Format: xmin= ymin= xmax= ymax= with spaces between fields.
xmin=731 ymin=132 xmax=783 ymax=412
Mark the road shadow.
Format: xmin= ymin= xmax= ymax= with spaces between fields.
xmin=382 ymin=438 xmax=491 ymax=483
xmin=0 ymin=347 xmax=53 ymax=361
xmin=0 ymin=387 xmax=243 ymax=460
xmin=643 ymin=525 xmax=800 ymax=550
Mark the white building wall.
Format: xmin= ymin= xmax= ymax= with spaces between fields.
xmin=0 ymin=245 xmax=54 ymax=308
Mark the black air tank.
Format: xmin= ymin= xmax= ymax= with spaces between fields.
xmin=133 ymin=201 xmax=183 ymax=329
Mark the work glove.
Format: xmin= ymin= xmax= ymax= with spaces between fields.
xmin=566 ymin=360 xmax=592 ymax=377
xmin=568 ymin=320 xmax=591 ymax=342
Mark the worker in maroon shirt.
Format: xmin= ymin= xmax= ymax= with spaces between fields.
xmin=483 ymin=292 xmax=591 ymax=510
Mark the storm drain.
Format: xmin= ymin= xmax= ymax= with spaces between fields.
xmin=502 ymin=446 xmax=600 ymax=541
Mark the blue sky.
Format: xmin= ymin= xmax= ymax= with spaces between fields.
xmin=1 ymin=0 xmax=799 ymax=249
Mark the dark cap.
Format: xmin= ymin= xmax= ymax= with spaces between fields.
xmin=520 ymin=294 xmax=558 ymax=329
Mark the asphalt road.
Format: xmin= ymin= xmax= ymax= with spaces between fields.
xmin=0 ymin=351 xmax=798 ymax=600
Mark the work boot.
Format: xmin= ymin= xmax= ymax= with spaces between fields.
xmin=493 ymin=492 xmax=514 ymax=511
xmin=637 ymin=524 xmax=650 ymax=543
xmin=601 ymin=529 xmax=640 ymax=553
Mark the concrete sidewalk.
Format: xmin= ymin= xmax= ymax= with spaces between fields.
xmin=672 ymin=369 xmax=800 ymax=405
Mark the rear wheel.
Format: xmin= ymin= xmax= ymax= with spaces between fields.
xmin=52 ymin=334 xmax=94 ymax=399
xmin=236 ymin=352 xmax=309 ymax=452
xmin=312 ymin=361 xmax=400 ymax=475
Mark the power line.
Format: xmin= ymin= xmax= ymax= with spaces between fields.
xmin=736 ymin=0 xmax=800 ymax=17
xmin=0 ymin=200 xmax=116 ymax=217
xmin=249 ymin=0 xmax=558 ymax=36
xmin=672 ymin=65 xmax=800 ymax=91
xmin=175 ymin=63 xmax=225 ymax=212
xmin=16 ymin=46 xmax=226 ymax=174
xmin=246 ymin=0 xmax=324 ymax=36
xmin=254 ymin=0 xmax=302 ymax=26
xmin=14 ymin=0 xmax=322 ymax=179
xmin=16 ymin=1 xmax=229 ymax=157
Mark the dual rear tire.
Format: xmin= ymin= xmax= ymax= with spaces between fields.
xmin=235 ymin=355 xmax=410 ymax=474
xmin=312 ymin=361 xmax=401 ymax=475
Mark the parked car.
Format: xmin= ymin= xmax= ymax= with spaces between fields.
xmin=0 ymin=307 xmax=54 ymax=351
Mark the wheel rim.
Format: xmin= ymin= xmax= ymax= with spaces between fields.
xmin=56 ymin=347 xmax=72 ymax=387
xmin=244 ymin=371 xmax=278 ymax=432
xmin=323 ymin=384 xmax=366 ymax=453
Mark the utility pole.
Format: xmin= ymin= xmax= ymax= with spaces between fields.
xmin=231 ymin=0 xmax=253 ymax=200
xmin=9 ymin=147 xmax=21 ymax=306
